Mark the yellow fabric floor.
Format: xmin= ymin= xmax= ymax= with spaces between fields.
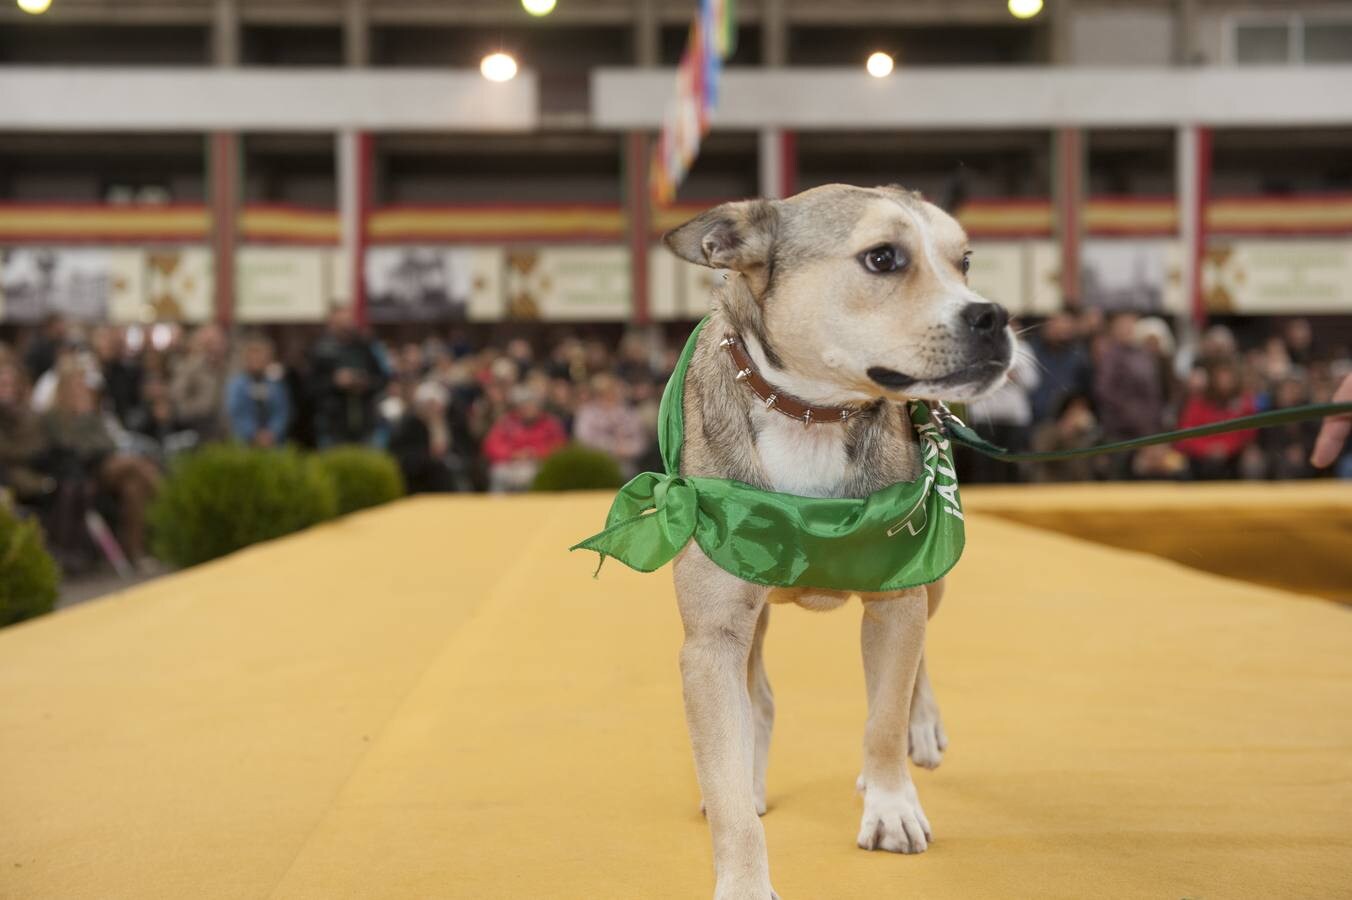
xmin=966 ymin=482 xmax=1352 ymax=603
xmin=2 ymin=488 xmax=1351 ymax=900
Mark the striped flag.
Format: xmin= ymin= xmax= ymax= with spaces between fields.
xmin=650 ymin=0 xmax=736 ymax=205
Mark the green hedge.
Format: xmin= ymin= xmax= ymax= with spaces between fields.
xmin=0 ymin=503 xmax=59 ymax=627
xmin=149 ymin=445 xmax=338 ymax=568
xmin=315 ymin=446 xmax=406 ymax=516
xmin=532 ymin=444 xmax=624 ymax=492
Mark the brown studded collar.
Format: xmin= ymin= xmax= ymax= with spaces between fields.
xmin=720 ymin=334 xmax=862 ymax=427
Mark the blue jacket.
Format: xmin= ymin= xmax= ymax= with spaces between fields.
xmin=226 ymin=373 xmax=291 ymax=444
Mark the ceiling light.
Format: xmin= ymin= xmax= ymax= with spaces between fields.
xmin=866 ymin=52 xmax=894 ymax=78
xmin=1008 ymin=0 xmax=1043 ymax=19
xmin=480 ymin=52 xmax=518 ymax=83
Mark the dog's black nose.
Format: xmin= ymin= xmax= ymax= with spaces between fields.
xmin=961 ymin=302 xmax=1009 ymax=337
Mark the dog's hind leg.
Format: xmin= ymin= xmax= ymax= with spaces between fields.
xmin=909 ymin=579 xmax=949 ymax=769
xmin=674 ymin=545 xmax=777 ymax=900
xmin=857 ymin=589 xmax=932 ymax=854
xmin=747 ymin=604 xmax=773 ymax=816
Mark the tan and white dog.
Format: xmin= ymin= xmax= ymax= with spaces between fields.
xmin=664 ymin=184 xmax=1015 ymax=899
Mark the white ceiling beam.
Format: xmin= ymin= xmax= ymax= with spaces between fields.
xmin=0 ymin=68 xmax=538 ymax=132
xmin=593 ymin=65 xmax=1352 ymax=130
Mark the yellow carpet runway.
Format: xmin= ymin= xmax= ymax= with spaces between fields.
xmin=2 ymin=486 xmax=1350 ymax=899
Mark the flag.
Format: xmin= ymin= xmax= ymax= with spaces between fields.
xmin=649 ymin=0 xmax=737 ymax=206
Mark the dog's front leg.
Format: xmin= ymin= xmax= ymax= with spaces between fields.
xmin=674 ymin=546 xmax=776 ymax=900
xmin=857 ymin=589 xmax=932 ymax=854
xmin=909 ymin=579 xmax=949 ymax=770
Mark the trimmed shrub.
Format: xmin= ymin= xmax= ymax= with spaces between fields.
xmin=531 ymin=444 xmax=625 ymax=492
xmin=315 ymin=446 xmax=406 ymax=516
xmin=149 ymin=444 xmax=338 ymax=568
xmin=0 ymin=503 xmax=60 ymax=627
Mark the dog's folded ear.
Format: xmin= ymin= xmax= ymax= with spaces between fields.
xmin=663 ymin=199 xmax=778 ymax=272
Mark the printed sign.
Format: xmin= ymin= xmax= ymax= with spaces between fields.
xmin=365 ymin=246 xmax=500 ymax=323
xmin=143 ymin=248 xmax=213 ymax=323
xmin=236 ymin=247 xmax=329 ymax=323
xmin=1204 ymin=240 xmax=1352 ymax=313
xmin=502 ymin=246 xmax=630 ymax=321
xmin=1080 ymin=239 xmax=1185 ymax=314
xmin=0 ymin=247 xmax=141 ymax=323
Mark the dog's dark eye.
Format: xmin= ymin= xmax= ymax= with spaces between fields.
xmin=960 ymin=254 xmax=971 ymax=275
xmin=862 ymin=245 xmax=904 ymax=274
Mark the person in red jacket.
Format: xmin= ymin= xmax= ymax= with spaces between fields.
xmin=1174 ymin=359 xmax=1258 ymax=480
xmin=483 ymin=384 xmax=567 ymax=492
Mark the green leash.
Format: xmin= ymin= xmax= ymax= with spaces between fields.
xmin=938 ymin=402 xmax=1352 ymax=463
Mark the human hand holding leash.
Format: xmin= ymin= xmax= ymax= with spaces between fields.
xmin=1311 ymin=374 xmax=1352 ymax=468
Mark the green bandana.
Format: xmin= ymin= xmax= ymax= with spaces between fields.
xmin=571 ymin=318 xmax=966 ymax=593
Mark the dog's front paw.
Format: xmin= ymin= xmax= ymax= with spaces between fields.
xmin=856 ymin=780 xmax=932 ymax=854
xmin=908 ymin=711 xmax=948 ymax=770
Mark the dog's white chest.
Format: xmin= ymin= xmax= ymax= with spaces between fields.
xmin=755 ymin=415 xmax=849 ymax=497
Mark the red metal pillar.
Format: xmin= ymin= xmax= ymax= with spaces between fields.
xmin=350 ymin=131 xmax=374 ymax=328
xmin=208 ymin=131 xmax=239 ymax=327
xmin=625 ymin=130 xmax=651 ymax=326
xmin=1190 ymin=126 xmax=1213 ymax=328
xmin=1054 ymin=127 xmax=1084 ymax=306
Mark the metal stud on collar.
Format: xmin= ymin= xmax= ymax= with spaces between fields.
xmin=802 ymin=409 xmax=813 ymax=428
xmin=764 ymin=393 xmax=778 ymax=409
xmin=736 ymin=367 xmax=752 ymax=381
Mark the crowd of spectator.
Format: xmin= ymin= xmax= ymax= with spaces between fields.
xmin=1 ymin=306 xmax=1347 ymax=575
xmin=973 ymin=310 xmax=1352 ymax=483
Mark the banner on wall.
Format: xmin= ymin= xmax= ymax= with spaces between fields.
xmin=365 ymin=246 xmax=501 ymax=323
xmin=236 ymin=248 xmax=329 ymax=323
xmin=143 ymin=248 xmax=213 ymax=323
xmin=502 ymin=246 xmax=630 ymax=321
xmin=1204 ymin=240 xmax=1352 ymax=314
xmin=0 ymin=248 xmax=142 ymax=323
xmin=1080 ymin=239 xmax=1185 ymax=314
xmin=7 ymin=238 xmax=1347 ymax=327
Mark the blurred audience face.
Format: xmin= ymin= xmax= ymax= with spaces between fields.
xmin=590 ymin=373 xmax=624 ymax=406
xmin=1283 ymin=318 xmax=1312 ymax=354
xmin=510 ymin=386 xmax=544 ymax=421
xmin=413 ymin=381 xmax=448 ymax=420
xmin=547 ymin=378 xmax=573 ymax=410
xmin=1077 ymin=307 xmax=1104 ymax=337
xmin=1108 ymin=312 xmax=1139 ymax=345
xmin=1206 ymin=362 xmax=1240 ymax=403
xmin=1043 ymin=313 xmax=1076 ymax=346
xmin=1274 ymin=377 xmax=1306 ymax=408
xmin=242 ymin=339 xmax=273 ymax=376
xmin=400 ymin=342 xmax=425 ymax=376
xmin=193 ymin=324 xmax=228 ymax=362
xmin=54 ymin=368 xmax=97 ymax=416
xmin=1200 ymin=325 xmax=1237 ymax=361
xmin=328 ymin=307 xmax=357 ymax=337
xmin=91 ymin=326 xmax=124 ymax=363
xmin=43 ymin=313 xmax=69 ymax=343
xmin=619 ymin=333 xmax=647 ymax=364
xmin=0 ymin=362 xmax=24 ymax=409
xmin=488 ymin=356 xmax=518 ymax=385
xmin=506 ymin=338 xmax=533 ymax=367
xmin=1058 ymin=395 xmax=1096 ymax=433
